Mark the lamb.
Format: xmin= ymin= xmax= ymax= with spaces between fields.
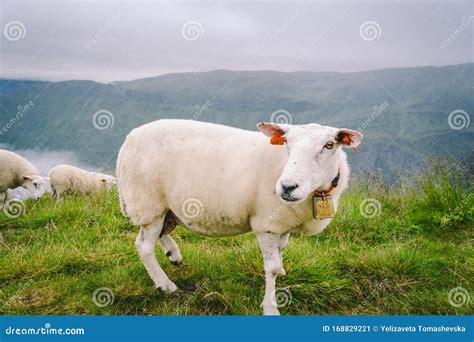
xmin=0 ymin=149 xmax=50 ymax=200
xmin=48 ymin=164 xmax=116 ymax=200
xmin=116 ymin=119 xmax=362 ymax=315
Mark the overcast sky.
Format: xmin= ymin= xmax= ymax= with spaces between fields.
xmin=1 ymin=0 xmax=472 ymax=83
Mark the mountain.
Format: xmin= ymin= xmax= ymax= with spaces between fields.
xmin=0 ymin=79 xmax=47 ymax=96
xmin=0 ymin=63 xmax=473 ymax=181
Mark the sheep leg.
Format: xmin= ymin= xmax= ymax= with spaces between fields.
xmin=158 ymin=235 xmax=183 ymax=266
xmin=278 ymin=232 xmax=290 ymax=276
xmin=135 ymin=218 xmax=178 ymax=293
xmin=256 ymin=232 xmax=284 ymax=316
xmin=52 ymin=189 xmax=58 ymax=201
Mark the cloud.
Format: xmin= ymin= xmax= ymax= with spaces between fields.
xmin=1 ymin=1 xmax=472 ymax=82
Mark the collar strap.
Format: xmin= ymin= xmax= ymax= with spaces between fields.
xmin=313 ymin=167 xmax=341 ymax=197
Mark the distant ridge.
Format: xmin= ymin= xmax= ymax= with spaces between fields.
xmin=0 ymin=63 xmax=472 ymax=180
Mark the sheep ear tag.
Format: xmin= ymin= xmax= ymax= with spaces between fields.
xmin=270 ymin=131 xmax=286 ymax=145
xmin=312 ymin=195 xmax=334 ymax=219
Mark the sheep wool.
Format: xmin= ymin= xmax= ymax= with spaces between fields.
xmin=116 ymin=119 xmax=350 ymax=236
xmin=116 ymin=119 xmax=359 ymax=315
xmin=0 ymin=149 xmax=38 ymax=193
xmin=48 ymin=164 xmax=116 ymax=199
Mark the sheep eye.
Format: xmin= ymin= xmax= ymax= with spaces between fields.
xmin=324 ymin=141 xmax=334 ymax=149
xmin=33 ymin=182 xmax=38 ymax=188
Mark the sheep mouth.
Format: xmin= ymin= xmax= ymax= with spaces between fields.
xmin=280 ymin=193 xmax=301 ymax=203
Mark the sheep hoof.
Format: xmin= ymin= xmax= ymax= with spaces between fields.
xmin=277 ymin=267 xmax=286 ymax=276
xmin=165 ymin=251 xmax=183 ymax=266
xmin=156 ymin=282 xmax=178 ymax=294
xmin=271 ymin=266 xmax=286 ymax=276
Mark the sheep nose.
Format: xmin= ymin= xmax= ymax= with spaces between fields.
xmin=281 ymin=183 xmax=299 ymax=193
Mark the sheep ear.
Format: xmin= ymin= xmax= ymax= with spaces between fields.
xmin=257 ymin=122 xmax=290 ymax=145
xmin=257 ymin=122 xmax=289 ymax=137
xmin=22 ymin=175 xmax=32 ymax=181
xmin=336 ymin=129 xmax=363 ymax=151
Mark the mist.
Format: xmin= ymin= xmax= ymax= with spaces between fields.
xmin=0 ymin=144 xmax=98 ymax=176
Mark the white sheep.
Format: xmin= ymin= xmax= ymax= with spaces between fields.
xmin=116 ymin=119 xmax=362 ymax=315
xmin=0 ymin=149 xmax=50 ymax=201
xmin=48 ymin=164 xmax=116 ymax=200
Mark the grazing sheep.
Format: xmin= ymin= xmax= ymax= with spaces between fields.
xmin=0 ymin=149 xmax=50 ymax=200
xmin=116 ymin=119 xmax=362 ymax=315
xmin=48 ymin=164 xmax=116 ymax=200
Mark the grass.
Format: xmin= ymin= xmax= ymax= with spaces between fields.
xmin=0 ymin=164 xmax=472 ymax=315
